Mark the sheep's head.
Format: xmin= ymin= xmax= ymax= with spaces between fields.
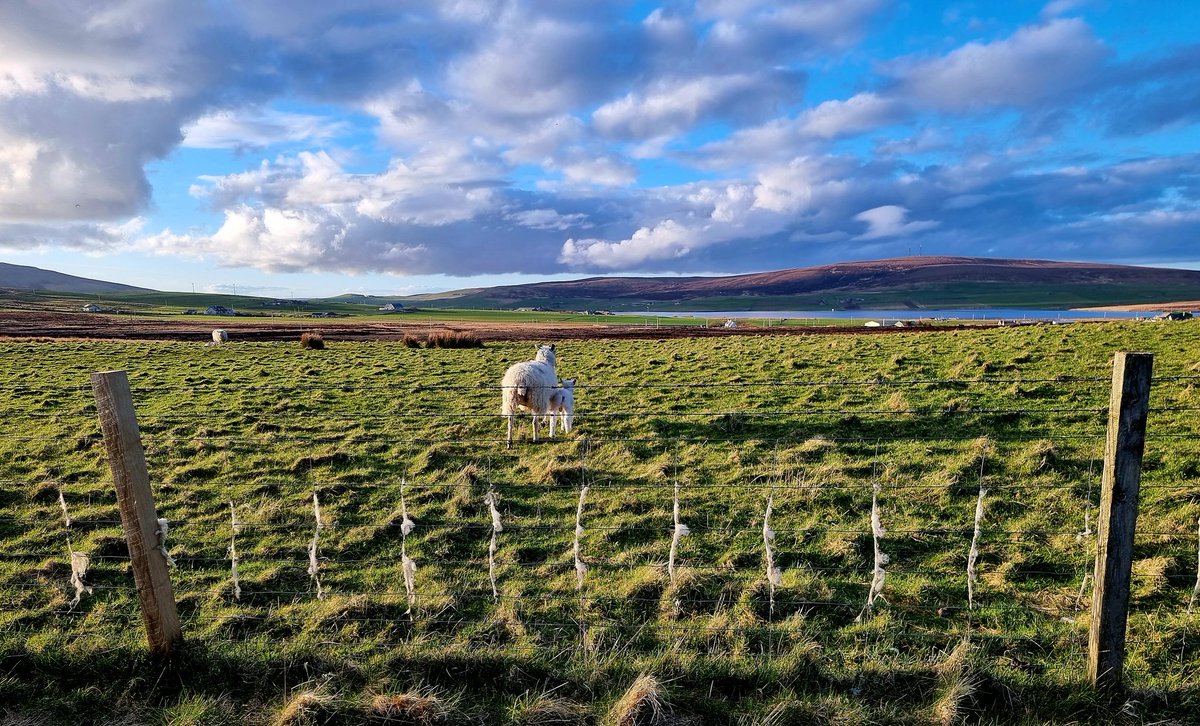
xmin=535 ymin=344 xmax=557 ymax=366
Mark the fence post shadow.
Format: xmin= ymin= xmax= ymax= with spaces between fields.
xmin=92 ymin=369 xmax=182 ymax=658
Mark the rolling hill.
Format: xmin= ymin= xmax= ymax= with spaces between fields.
xmin=3 ymin=256 xmax=1199 ymax=313
xmin=399 ymin=256 xmax=1200 ymax=311
xmin=0 ymin=261 xmax=152 ymax=294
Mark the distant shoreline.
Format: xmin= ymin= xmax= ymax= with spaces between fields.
xmin=1077 ymin=300 xmax=1200 ymax=312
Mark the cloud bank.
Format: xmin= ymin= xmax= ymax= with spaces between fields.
xmin=1 ymin=1 xmax=1198 ymax=278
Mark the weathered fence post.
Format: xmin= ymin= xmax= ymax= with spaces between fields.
xmin=91 ymin=370 xmax=182 ymax=657
xmin=1088 ymin=351 xmax=1153 ymax=690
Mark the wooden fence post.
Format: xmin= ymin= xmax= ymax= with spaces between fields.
xmin=1088 ymin=351 xmax=1153 ymax=690
xmin=91 ymin=370 xmax=182 ymax=657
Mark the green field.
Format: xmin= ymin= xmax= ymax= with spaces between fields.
xmin=2 ymin=322 xmax=1199 ymax=723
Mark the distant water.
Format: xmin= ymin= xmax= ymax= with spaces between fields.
xmin=647 ymin=308 xmax=1157 ymax=321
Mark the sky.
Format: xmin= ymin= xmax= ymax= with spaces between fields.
xmin=1 ymin=0 xmax=1199 ymax=298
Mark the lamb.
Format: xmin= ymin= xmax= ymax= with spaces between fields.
xmin=500 ymin=344 xmax=558 ymax=447
xmin=547 ymin=378 xmax=576 ymax=437
xmin=211 ymin=329 xmax=229 ymax=344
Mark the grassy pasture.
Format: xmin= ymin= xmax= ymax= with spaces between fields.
xmin=1 ymin=322 xmax=1199 ymax=723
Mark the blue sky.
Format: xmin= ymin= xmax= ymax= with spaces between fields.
xmin=1 ymin=0 xmax=1199 ymax=297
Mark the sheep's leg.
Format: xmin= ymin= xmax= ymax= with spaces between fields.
xmin=531 ymin=412 xmax=539 ymax=443
xmin=506 ymin=415 xmax=513 ymax=449
xmin=549 ymin=410 xmax=558 ymax=437
xmin=564 ymin=411 xmax=572 ymax=434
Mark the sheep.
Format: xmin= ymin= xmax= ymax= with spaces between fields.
xmin=211 ymin=329 xmax=229 ymax=344
xmin=500 ymin=344 xmax=557 ymax=447
xmin=547 ymin=378 xmax=576 ymax=437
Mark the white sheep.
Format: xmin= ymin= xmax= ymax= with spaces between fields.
xmin=547 ymin=378 xmax=576 ymax=437
xmin=211 ymin=329 xmax=229 ymax=344
xmin=500 ymin=344 xmax=557 ymax=447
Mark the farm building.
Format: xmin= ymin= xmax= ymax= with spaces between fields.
xmin=206 ymin=305 xmax=235 ymax=316
xmin=378 ymin=303 xmax=405 ymax=312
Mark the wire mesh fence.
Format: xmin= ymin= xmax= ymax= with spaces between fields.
xmin=1 ymin=361 xmax=1198 ymax=681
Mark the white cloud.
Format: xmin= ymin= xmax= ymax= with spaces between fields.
xmin=561 ymin=220 xmax=694 ymax=268
xmin=508 ymin=208 xmax=592 ymax=231
xmin=891 ymin=18 xmax=1109 ymax=111
xmin=183 ymin=108 xmax=347 ymax=149
xmin=797 ymin=93 xmax=906 ymax=139
xmin=559 ymin=156 xmax=638 ymax=188
xmin=447 ymin=13 xmax=620 ymax=118
xmin=853 ymin=205 xmax=939 ymax=239
xmin=593 ymin=72 xmax=801 ymax=140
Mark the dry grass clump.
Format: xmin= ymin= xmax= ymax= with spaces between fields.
xmin=401 ymin=334 xmax=423 ymax=348
xmin=797 ymin=435 xmax=836 ymax=461
xmin=299 ymin=332 xmax=325 ymax=350
xmin=367 ymin=689 xmax=454 ymax=724
xmin=1019 ymin=439 xmax=1059 ymax=474
xmin=608 ymin=674 xmax=671 ymax=726
xmin=1132 ymin=556 xmax=1173 ymax=599
xmin=884 ymin=390 xmax=910 ymax=412
xmin=275 ymin=685 xmax=337 ymax=726
xmin=509 ymin=691 xmax=587 ymax=724
xmin=426 ymin=331 xmax=484 ymax=348
xmin=931 ymin=640 xmax=980 ymax=726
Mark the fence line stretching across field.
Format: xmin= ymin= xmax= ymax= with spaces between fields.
xmin=0 ymin=354 xmax=1195 ymax=692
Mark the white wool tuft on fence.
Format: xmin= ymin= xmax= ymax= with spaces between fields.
xmin=155 ymin=518 xmax=177 ymax=566
xmin=967 ymin=485 xmax=987 ymax=610
xmin=1189 ymin=517 xmax=1200 ymax=616
xmin=400 ymin=480 xmax=417 ymax=614
xmin=485 ymin=488 xmax=502 ymax=600
xmin=229 ymin=502 xmax=241 ymax=601
xmin=669 ymin=480 xmax=688 ymax=585
xmin=857 ymin=481 xmax=887 ymax=622
xmin=307 ymin=492 xmax=324 ymax=600
xmin=763 ymin=493 xmax=781 ymax=619
xmin=1076 ymin=459 xmax=1096 ymax=606
xmin=58 ymin=488 xmax=72 ymax=529
xmin=574 ymin=485 xmax=589 ymax=590
xmin=68 ymin=549 xmax=91 ymax=609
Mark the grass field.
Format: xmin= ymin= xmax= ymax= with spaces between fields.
xmin=1 ymin=322 xmax=1199 ymax=723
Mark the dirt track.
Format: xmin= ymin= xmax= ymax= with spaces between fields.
xmin=0 ymin=309 xmax=983 ymax=342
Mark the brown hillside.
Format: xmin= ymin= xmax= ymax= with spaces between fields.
xmin=444 ymin=256 xmax=1200 ymax=303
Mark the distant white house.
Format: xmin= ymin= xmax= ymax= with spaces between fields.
xmin=206 ymin=305 xmax=235 ymax=316
xmin=864 ymin=320 xmax=881 ymax=327
xmin=378 ymin=303 xmax=405 ymax=312
xmin=82 ymin=303 xmax=107 ymax=313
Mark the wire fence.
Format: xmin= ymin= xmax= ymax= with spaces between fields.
xmin=0 ymin=365 xmax=1198 ymax=675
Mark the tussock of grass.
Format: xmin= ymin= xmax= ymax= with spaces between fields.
xmin=367 ymin=688 xmax=454 ymax=724
xmin=426 ymin=331 xmax=484 ymax=349
xmin=509 ymin=691 xmax=587 ymax=724
xmin=609 ymin=674 xmax=671 ymax=726
xmin=276 ymin=683 xmax=337 ymax=726
xmin=932 ymin=640 xmax=980 ymax=726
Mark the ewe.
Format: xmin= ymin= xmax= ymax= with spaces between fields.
xmin=547 ymin=378 xmax=576 ymax=437
xmin=212 ymin=329 xmax=229 ymax=344
xmin=500 ymin=344 xmax=557 ymax=447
